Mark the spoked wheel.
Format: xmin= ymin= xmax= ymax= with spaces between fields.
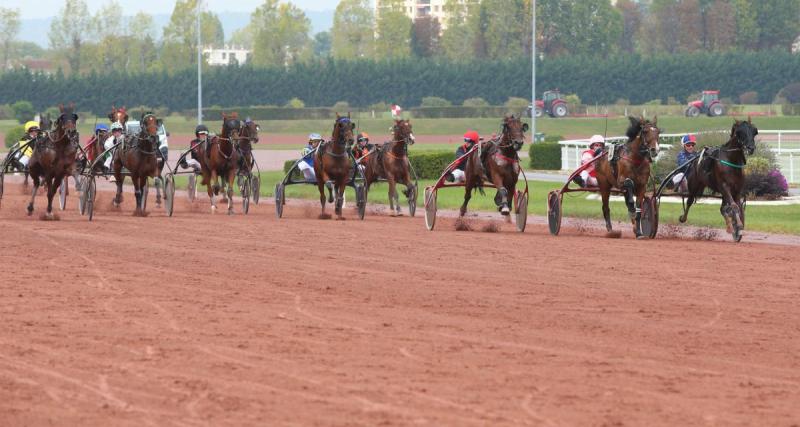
xmin=275 ymin=183 xmax=285 ymax=218
xmin=355 ymin=183 xmax=366 ymax=220
xmin=424 ymin=187 xmax=437 ymax=231
xmin=547 ymin=190 xmax=562 ymax=236
xmin=164 ymin=173 xmax=175 ymax=217
xmin=78 ymin=176 xmax=88 ymax=215
xmin=240 ymin=175 xmax=251 ymax=215
xmin=58 ymin=179 xmax=68 ymax=210
xmin=252 ymin=175 xmax=260 ymax=204
xmin=515 ymin=190 xmax=528 ymax=233
xmin=86 ymin=177 xmax=97 ymax=221
xmin=639 ymin=196 xmax=659 ymax=239
xmin=187 ymin=174 xmax=197 ymax=202
xmin=407 ymin=184 xmax=417 ymax=217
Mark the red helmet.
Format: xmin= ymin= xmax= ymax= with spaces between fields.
xmin=463 ymin=130 xmax=479 ymax=144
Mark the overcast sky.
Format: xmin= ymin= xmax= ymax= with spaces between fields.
xmin=6 ymin=0 xmax=339 ymax=19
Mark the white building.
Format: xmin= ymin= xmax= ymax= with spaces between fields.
xmin=203 ymin=46 xmax=251 ymax=66
xmin=376 ymin=0 xmax=451 ymax=28
xmin=793 ymin=35 xmax=800 ymax=54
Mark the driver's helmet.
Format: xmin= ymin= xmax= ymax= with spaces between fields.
xmin=95 ymin=123 xmax=109 ymax=135
xmin=308 ymin=133 xmax=323 ymax=143
xmin=110 ymin=122 xmax=123 ymax=132
xmin=589 ymin=134 xmax=605 ymax=149
xmin=681 ymin=134 xmax=697 ymax=146
xmin=463 ymin=130 xmax=479 ymax=144
xmin=357 ymin=132 xmax=369 ymax=144
xmin=24 ymin=121 xmax=40 ymax=133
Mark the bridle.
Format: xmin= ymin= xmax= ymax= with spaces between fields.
xmin=636 ymin=123 xmax=660 ymax=161
xmin=128 ymin=114 xmax=159 ymax=156
xmin=324 ymin=117 xmax=353 ymax=158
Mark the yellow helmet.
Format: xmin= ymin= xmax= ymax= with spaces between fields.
xmin=24 ymin=121 xmax=40 ymax=133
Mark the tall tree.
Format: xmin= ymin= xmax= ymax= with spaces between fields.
xmin=162 ymin=0 xmax=225 ymax=69
xmin=331 ymin=0 xmax=374 ymax=59
xmin=537 ymin=0 xmax=622 ymax=57
xmin=250 ymin=0 xmax=312 ymax=67
xmin=411 ymin=16 xmax=441 ymax=57
xmin=313 ymin=31 xmax=332 ymax=58
xmin=705 ymin=0 xmax=736 ymax=51
xmin=440 ymin=0 xmax=480 ymax=60
xmin=0 ymin=8 xmax=20 ymax=69
xmin=374 ymin=0 xmax=412 ymax=59
xmin=479 ymin=0 xmax=527 ymax=59
xmin=675 ymin=0 xmax=703 ymax=52
xmin=48 ymin=0 xmax=92 ymax=73
xmin=616 ymin=0 xmax=642 ymax=53
xmin=753 ymin=0 xmax=800 ymax=50
xmin=732 ymin=0 xmax=760 ymax=50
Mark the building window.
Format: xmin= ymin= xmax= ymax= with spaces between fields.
xmin=222 ymin=52 xmax=227 ymax=59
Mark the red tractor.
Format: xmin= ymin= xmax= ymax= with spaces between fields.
xmin=685 ymin=90 xmax=726 ymax=117
xmin=532 ymin=90 xmax=569 ymax=118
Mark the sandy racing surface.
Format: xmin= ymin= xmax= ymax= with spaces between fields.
xmin=1 ymin=182 xmax=800 ymax=426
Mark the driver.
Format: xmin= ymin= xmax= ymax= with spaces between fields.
xmin=102 ymin=122 xmax=125 ymax=173
xmin=12 ymin=121 xmax=40 ymax=171
xmin=669 ymin=134 xmax=698 ymax=192
xmin=298 ymin=133 xmax=323 ymax=182
xmin=180 ymin=125 xmax=208 ymax=174
xmin=446 ymin=130 xmax=480 ymax=182
xmin=574 ymin=135 xmax=604 ymax=188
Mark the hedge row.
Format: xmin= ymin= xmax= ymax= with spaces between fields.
xmin=409 ymin=106 xmax=514 ymax=119
xmin=204 ymin=107 xmax=338 ymax=120
xmin=529 ymin=143 xmax=561 ymax=170
xmin=3 ymin=50 xmax=800 ymax=113
xmin=283 ymin=150 xmax=454 ymax=181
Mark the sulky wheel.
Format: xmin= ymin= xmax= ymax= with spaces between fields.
xmin=164 ymin=173 xmax=175 ymax=217
xmin=59 ymin=179 xmax=68 ymax=210
xmin=86 ymin=177 xmax=97 ymax=221
xmin=639 ymin=196 xmax=659 ymax=239
xmin=0 ymin=171 xmax=5 ymax=206
xmin=78 ymin=176 xmax=89 ymax=215
xmin=187 ymin=173 xmax=197 ymax=202
xmin=515 ymin=191 xmax=528 ymax=233
xmin=547 ymin=190 xmax=562 ymax=236
xmin=252 ymin=175 xmax=260 ymax=204
xmin=275 ymin=183 xmax=285 ymax=218
xmin=407 ymin=184 xmax=417 ymax=217
xmin=424 ymin=187 xmax=437 ymax=231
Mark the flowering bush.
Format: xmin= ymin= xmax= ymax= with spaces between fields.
xmin=745 ymin=169 xmax=789 ymax=199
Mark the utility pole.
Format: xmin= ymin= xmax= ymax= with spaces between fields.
xmin=197 ymin=0 xmax=203 ymax=124
xmin=531 ymin=0 xmax=536 ymax=142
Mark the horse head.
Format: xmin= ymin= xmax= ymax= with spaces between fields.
xmin=221 ymin=112 xmax=241 ymax=141
xmin=238 ymin=117 xmax=259 ymax=153
xmin=501 ymin=115 xmax=528 ymax=152
xmin=732 ymin=118 xmax=758 ymax=155
xmin=332 ymin=113 xmax=355 ymax=147
xmin=392 ymin=119 xmax=415 ymax=146
xmin=627 ymin=115 xmax=660 ymax=160
xmin=38 ymin=113 xmax=53 ymax=132
xmin=56 ymin=103 xmax=79 ymax=141
xmin=109 ymin=106 xmax=129 ymax=127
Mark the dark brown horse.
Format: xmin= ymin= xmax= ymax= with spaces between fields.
xmin=459 ymin=115 xmax=528 ymax=217
xmin=108 ymin=106 xmax=129 ymax=128
xmin=26 ymin=104 xmax=80 ymax=219
xmin=679 ymin=119 xmax=757 ymax=241
xmin=112 ymin=112 xmax=160 ymax=216
xmin=236 ymin=118 xmax=260 ymax=175
xmin=594 ymin=116 xmax=661 ymax=238
xmin=314 ymin=114 xmax=355 ymax=219
xmin=199 ymin=112 xmax=240 ymax=214
xmin=363 ymin=119 xmax=416 ymax=216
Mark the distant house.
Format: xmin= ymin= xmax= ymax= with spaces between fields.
xmin=793 ymin=35 xmax=800 ymax=54
xmin=10 ymin=58 xmax=57 ymax=74
xmin=203 ymin=46 xmax=252 ymax=66
xmin=376 ymin=0 xmax=453 ymax=30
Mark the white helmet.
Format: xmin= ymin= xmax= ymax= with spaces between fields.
xmin=308 ymin=133 xmax=322 ymax=142
xmin=589 ymin=134 xmax=605 ymax=148
xmin=111 ymin=121 xmax=124 ymax=132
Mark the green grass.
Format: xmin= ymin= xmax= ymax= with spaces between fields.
xmin=173 ymin=171 xmax=800 ymax=235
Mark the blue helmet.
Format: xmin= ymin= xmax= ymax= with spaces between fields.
xmin=95 ymin=123 xmax=109 ymax=134
xmin=681 ymin=134 xmax=697 ymax=145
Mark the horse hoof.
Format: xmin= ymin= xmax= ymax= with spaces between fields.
xmin=500 ymin=206 xmax=510 ymax=216
xmin=211 ymin=206 xmax=217 ymax=214
xmin=228 ymin=210 xmax=234 ymax=216
xmin=26 ymin=206 xmax=34 ymax=216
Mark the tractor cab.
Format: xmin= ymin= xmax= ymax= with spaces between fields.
xmin=532 ymin=89 xmax=569 ymax=118
xmin=686 ymin=90 xmax=725 ymax=117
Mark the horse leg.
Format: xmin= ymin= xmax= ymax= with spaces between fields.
xmin=227 ymin=171 xmax=235 ymax=215
xmin=460 ymin=178 xmax=472 ymax=217
xmin=491 ymin=174 xmax=509 ymax=215
xmin=719 ymin=182 xmax=738 ymax=233
xmin=44 ymin=176 xmax=57 ymax=219
xmin=154 ymin=176 xmax=162 ymax=207
xmin=132 ymin=175 xmax=142 ymax=215
xmin=335 ymin=182 xmax=345 ymax=220
xmin=114 ymin=175 xmax=124 ymax=207
xmin=679 ymin=194 xmax=697 ymax=223
xmin=316 ymin=177 xmax=327 ymax=217
xmin=633 ymin=187 xmax=645 ymax=238
xmin=207 ymin=179 xmax=217 ymax=214
xmin=27 ymin=176 xmax=40 ymax=216
xmin=388 ymin=177 xmax=399 ymax=216
xmin=601 ymin=190 xmax=613 ymax=232
xmin=622 ymin=178 xmax=636 ymax=220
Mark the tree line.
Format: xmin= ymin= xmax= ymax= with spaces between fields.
xmin=1 ymin=50 xmax=799 ymax=114
xmin=1 ymin=0 xmax=799 ymax=74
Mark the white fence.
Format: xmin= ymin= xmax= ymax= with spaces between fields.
xmin=558 ymin=130 xmax=800 ymax=183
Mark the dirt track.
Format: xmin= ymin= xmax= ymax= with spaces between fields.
xmin=1 ymin=183 xmax=800 ymax=426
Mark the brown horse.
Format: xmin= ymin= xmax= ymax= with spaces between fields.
xmin=112 ymin=112 xmax=160 ymax=216
xmin=314 ymin=114 xmax=355 ymax=219
xmin=459 ymin=115 xmax=528 ymax=217
xmin=236 ymin=118 xmax=260 ymax=175
xmin=26 ymin=104 xmax=80 ymax=219
xmin=679 ymin=119 xmax=757 ymax=241
xmin=363 ymin=119 xmax=416 ymax=216
xmin=199 ymin=112 xmax=240 ymax=214
xmin=108 ymin=106 xmax=129 ymax=127
xmin=594 ymin=116 xmax=661 ymax=238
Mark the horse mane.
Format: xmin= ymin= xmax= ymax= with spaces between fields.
xmin=625 ymin=116 xmax=642 ymax=141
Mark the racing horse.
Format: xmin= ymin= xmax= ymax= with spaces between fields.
xmin=26 ymin=104 xmax=80 ymax=219
xmin=314 ymin=114 xmax=355 ymax=219
xmin=112 ymin=111 xmax=160 ymax=216
xmin=108 ymin=106 xmax=129 ymax=127
xmin=236 ymin=118 xmax=260 ymax=177
xmin=200 ymin=112 xmax=240 ymax=214
xmin=594 ymin=116 xmax=661 ymax=238
xmin=363 ymin=119 xmax=416 ymax=216
xmin=459 ymin=115 xmax=528 ymax=217
xmin=679 ymin=119 xmax=757 ymax=241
